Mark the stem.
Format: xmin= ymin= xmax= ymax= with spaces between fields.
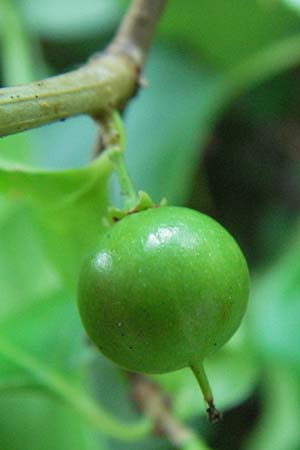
xmin=101 ymin=110 xmax=138 ymax=209
xmin=190 ymin=362 xmax=222 ymax=423
xmin=108 ymin=0 xmax=167 ymax=66
xmin=0 ymin=336 xmax=150 ymax=441
xmin=111 ymin=152 xmax=138 ymax=209
xmin=111 ymin=110 xmax=138 ymax=209
xmin=0 ymin=57 xmax=136 ymax=137
xmin=111 ymin=109 xmax=126 ymax=151
xmin=0 ymin=0 xmax=167 ymax=138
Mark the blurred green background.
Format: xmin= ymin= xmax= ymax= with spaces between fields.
xmin=0 ymin=1 xmax=300 ymax=449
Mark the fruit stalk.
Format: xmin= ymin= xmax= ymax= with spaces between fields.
xmin=102 ymin=109 xmax=139 ymax=210
xmin=190 ymin=363 xmax=222 ymax=423
xmin=111 ymin=151 xmax=138 ymax=209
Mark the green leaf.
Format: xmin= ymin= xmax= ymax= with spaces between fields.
xmin=159 ymin=0 xmax=300 ymax=69
xmin=248 ymin=234 xmax=300 ymax=367
xmin=244 ymin=364 xmax=300 ymax=450
xmin=0 ymin=290 xmax=150 ymax=442
xmin=0 ymin=290 xmax=87 ymax=374
xmin=0 ymin=394 xmax=107 ymax=450
xmin=0 ymin=202 xmax=59 ymax=321
xmin=0 ymin=289 xmax=87 ymax=401
xmin=0 ymin=151 xmax=113 ymax=286
xmin=0 ymin=335 xmax=150 ymax=441
xmin=0 ymin=290 xmax=105 ymax=450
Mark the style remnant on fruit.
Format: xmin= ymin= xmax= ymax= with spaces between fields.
xmin=78 ymin=205 xmax=250 ymax=422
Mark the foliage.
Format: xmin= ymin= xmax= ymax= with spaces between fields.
xmin=0 ymin=1 xmax=300 ymax=449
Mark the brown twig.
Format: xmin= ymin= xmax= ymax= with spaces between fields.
xmin=108 ymin=0 xmax=167 ymax=67
xmin=128 ymin=373 xmax=211 ymax=449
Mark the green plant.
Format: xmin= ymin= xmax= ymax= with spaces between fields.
xmin=1 ymin=1 xmax=300 ymax=449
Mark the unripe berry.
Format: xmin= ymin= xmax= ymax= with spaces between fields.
xmin=78 ymin=206 xmax=249 ymax=420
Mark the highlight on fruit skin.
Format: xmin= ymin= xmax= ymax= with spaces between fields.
xmin=77 ymin=206 xmax=250 ymax=421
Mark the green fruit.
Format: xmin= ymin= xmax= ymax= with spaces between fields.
xmin=77 ymin=206 xmax=249 ymax=421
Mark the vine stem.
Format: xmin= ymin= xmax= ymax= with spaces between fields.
xmin=108 ymin=0 xmax=167 ymax=66
xmin=98 ymin=110 xmax=139 ymax=210
xmin=110 ymin=111 xmax=138 ymax=209
xmin=111 ymin=152 xmax=139 ymax=209
xmin=0 ymin=336 xmax=150 ymax=441
xmin=0 ymin=0 xmax=167 ymax=137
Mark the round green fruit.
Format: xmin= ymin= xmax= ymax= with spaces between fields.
xmin=77 ymin=206 xmax=249 ymax=420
